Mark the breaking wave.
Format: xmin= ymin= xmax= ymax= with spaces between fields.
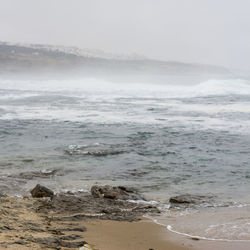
xmin=0 ymin=78 xmax=250 ymax=99
xmin=189 ymin=79 xmax=250 ymax=97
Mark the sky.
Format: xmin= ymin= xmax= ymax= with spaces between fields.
xmin=0 ymin=0 xmax=250 ymax=70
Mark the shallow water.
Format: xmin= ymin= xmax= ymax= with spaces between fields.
xmin=1 ymin=77 xmax=250 ymax=240
xmin=150 ymin=204 xmax=250 ymax=241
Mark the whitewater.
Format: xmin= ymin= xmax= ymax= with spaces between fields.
xmin=1 ymin=77 xmax=250 ymax=240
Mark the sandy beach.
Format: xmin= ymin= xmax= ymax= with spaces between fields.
xmin=1 ymin=192 xmax=250 ymax=250
xmin=0 ymin=194 xmax=186 ymax=250
xmin=83 ymin=219 xmax=190 ymax=250
xmin=83 ymin=218 xmax=250 ymax=250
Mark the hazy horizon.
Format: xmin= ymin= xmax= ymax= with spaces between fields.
xmin=0 ymin=0 xmax=250 ymax=70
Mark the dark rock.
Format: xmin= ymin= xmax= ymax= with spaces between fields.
xmin=128 ymin=169 xmax=149 ymax=177
xmin=22 ymin=159 xmax=34 ymax=163
xmin=34 ymin=191 xmax=159 ymax=222
xmin=28 ymin=236 xmax=87 ymax=248
xmin=14 ymin=240 xmax=26 ymax=245
xmin=169 ymin=194 xmax=214 ymax=208
xmin=48 ymin=229 xmax=64 ymax=235
xmin=170 ymin=195 xmax=193 ymax=204
xmin=91 ymin=185 xmax=144 ymax=200
xmin=191 ymin=237 xmax=200 ymax=241
xmin=1 ymin=225 xmax=12 ymax=230
xmin=10 ymin=170 xmax=58 ymax=180
xmin=59 ymin=234 xmax=82 ymax=241
xmin=50 ymin=226 xmax=86 ymax=232
xmin=30 ymin=184 xmax=54 ymax=198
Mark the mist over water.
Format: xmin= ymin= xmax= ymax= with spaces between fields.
xmin=1 ymin=77 xmax=250 ymax=240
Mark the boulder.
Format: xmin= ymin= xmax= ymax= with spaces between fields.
xmin=169 ymin=194 xmax=194 ymax=204
xmin=91 ymin=185 xmax=144 ymax=200
xmin=30 ymin=184 xmax=54 ymax=198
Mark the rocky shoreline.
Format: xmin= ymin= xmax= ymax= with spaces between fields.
xmin=0 ymin=184 xmax=160 ymax=249
xmin=1 ymin=185 xmax=249 ymax=250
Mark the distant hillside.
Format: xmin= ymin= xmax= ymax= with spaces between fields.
xmin=0 ymin=42 xmax=231 ymax=80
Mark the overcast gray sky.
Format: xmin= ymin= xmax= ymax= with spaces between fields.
xmin=0 ymin=0 xmax=249 ymax=70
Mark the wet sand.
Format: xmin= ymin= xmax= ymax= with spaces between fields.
xmin=83 ymin=218 xmax=250 ymax=250
xmin=83 ymin=218 xmax=190 ymax=250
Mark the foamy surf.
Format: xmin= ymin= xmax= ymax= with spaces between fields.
xmin=166 ymin=225 xmax=250 ymax=242
xmin=146 ymin=203 xmax=250 ymax=242
xmin=144 ymin=215 xmax=250 ymax=242
xmin=0 ymin=78 xmax=250 ymax=98
xmin=1 ymin=78 xmax=250 ymax=134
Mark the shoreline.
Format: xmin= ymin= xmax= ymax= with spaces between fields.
xmin=0 ymin=193 xmax=187 ymax=250
xmin=1 ymin=187 xmax=250 ymax=249
xmin=82 ymin=218 xmax=250 ymax=250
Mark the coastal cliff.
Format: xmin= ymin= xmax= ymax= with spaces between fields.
xmin=0 ymin=42 xmax=231 ymax=80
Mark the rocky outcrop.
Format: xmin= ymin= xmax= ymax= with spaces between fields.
xmin=32 ymin=185 xmax=158 ymax=222
xmin=0 ymin=185 xmax=159 ymax=249
xmin=35 ymin=192 xmax=159 ymax=222
xmin=30 ymin=184 xmax=54 ymax=198
xmin=91 ymin=185 xmax=144 ymax=200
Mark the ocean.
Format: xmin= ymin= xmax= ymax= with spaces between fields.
xmin=1 ymin=77 xmax=250 ymax=241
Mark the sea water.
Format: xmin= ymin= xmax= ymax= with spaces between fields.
xmin=1 ymin=77 xmax=250 ymax=240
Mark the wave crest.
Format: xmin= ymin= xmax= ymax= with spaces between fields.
xmin=190 ymin=79 xmax=250 ymax=97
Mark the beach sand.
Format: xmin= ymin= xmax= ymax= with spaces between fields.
xmin=1 ymin=195 xmax=250 ymax=250
xmin=83 ymin=218 xmax=190 ymax=250
xmin=82 ymin=218 xmax=250 ymax=250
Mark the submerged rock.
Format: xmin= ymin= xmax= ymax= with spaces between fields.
xmin=91 ymin=185 xmax=144 ymax=200
xmin=169 ymin=194 xmax=214 ymax=208
xmin=10 ymin=170 xmax=58 ymax=180
xmin=30 ymin=184 xmax=54 ymax=198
